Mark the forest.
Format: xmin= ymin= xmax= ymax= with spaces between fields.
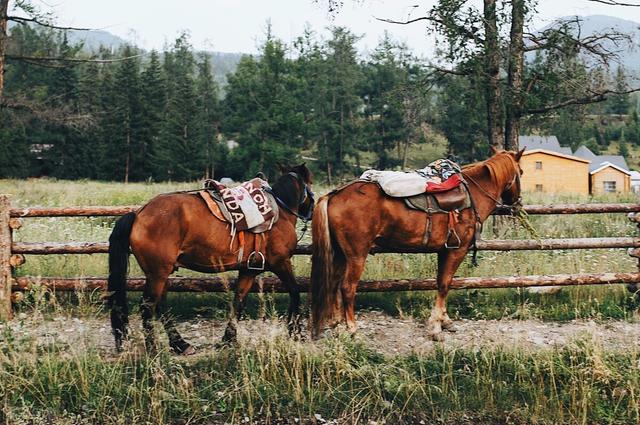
xmin=0 ymin=3 xmax=638 ymax=183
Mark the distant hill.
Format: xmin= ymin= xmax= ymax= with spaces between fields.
xmin=66 ymin=28 xmax=129 ymax=52
xmin=67 ymin=29 xmax=246 ymax=85
xmin=535 ymin=15 xmax=640 ymax=71
xmin=7 ymin=22 xmax=245 ymax=85
xmin=200 ymin=51 xmax=245 ymax=86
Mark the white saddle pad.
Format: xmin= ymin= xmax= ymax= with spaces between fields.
xmin=359 ymin=170 xmax=432 ymax=197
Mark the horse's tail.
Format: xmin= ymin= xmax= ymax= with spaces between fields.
xmin=107 ymin=211 xmax=136 ymax=351
xmin=310 ymin=195 xmax=345 ymax=338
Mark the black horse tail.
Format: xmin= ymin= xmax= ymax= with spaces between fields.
xmin=107 ymin=212 xmax=136 ymax=351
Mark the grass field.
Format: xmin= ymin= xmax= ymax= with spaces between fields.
xmin=2 ymin=178 xmax=640 ymax=424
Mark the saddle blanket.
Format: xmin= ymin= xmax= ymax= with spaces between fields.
xmin=207 ymin=178 xmax=276 ymax=231
xmin=359 ymin=159 xmax=463 ymax=197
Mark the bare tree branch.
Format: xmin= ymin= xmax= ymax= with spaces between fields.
xmin=587 ymin=0 xmax=640 ymax=6
xmin=427 ymin=64 xmax=471 ymax=76
xmin=375 ymin=12 xmax=482 ymax=44
xmin=6 ymin=53 xmax=144 ymax=65
xmin=0 ymin=96 xmax=94 ymax=129
xmin=523 ymin=17 xmax=631 ymax=66
xmin=7 ymin=15 xmax=93 ymax=31
xmin=374 ymin=16 xmax=431 ymax=26
xmin=527 ymin=87 xmax=640 ymax=114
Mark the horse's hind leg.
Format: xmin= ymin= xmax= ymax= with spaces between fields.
xmin=428 ymin=249 xmax=467 ymax=341
xmin=141 ymin=269 xmax=194 ymax=355
xmin=341 ymin=256 xmax=367 ymax=336
xmin=222 ymin=271 xmax=257 ymax=343
xmin=158 ymin=294 xmax=195 ymax=355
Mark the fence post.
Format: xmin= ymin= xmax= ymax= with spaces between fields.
xmin=0 ymin=195 xmax=12 ymax=320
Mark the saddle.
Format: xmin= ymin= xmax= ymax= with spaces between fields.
xmin=360 ymin=158 xmax=471 ymax=249
xmin=359 ymin=159 xmax=463 ymax=197
xmin=404 ymin=185 xmax=470 ymax=213
xmin=199 ymin=178 xmax=280 ymax=270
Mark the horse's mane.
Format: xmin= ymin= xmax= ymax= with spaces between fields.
xmin=462 ymin=152 xmax=517 ymax=186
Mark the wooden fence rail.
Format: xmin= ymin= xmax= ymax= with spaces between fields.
xmin=11 ymin=237 xmax=640 ymax=255
xmin=13 ymin=272 xmax=640 ymax=293
xmin=9 ymin=203 xmax=640 ymax=218
xmin=4 ymin=194 xmax=640 ymax=320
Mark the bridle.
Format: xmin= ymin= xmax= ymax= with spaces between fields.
xmin=462 ymin=167 xmax=522 ymax=213
xmin=265 ymin=171 xmax=315 ymax=223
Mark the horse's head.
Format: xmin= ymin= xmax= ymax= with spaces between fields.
xmin=277 ymin=163 xmax=315 ymax=220
xmin=496 ymin=147 xmax=525 ymax=210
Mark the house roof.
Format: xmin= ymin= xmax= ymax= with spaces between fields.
xmin=519 ymin=135 xmax=566 ymax=154
xmin=630 ymin=171 xmax=640 ymax=181
xmin=573 ymin=145 xmax=630 ymax=173
xmin=590 ymin=161 xmax=632 ymax=175
xmin=573 ymin=145 xmax=598 ymax=160
xmin=521 ymin=148 xmax=591 ymax=163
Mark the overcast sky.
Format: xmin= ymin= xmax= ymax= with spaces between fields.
xmin=14 ymin=0 xmax=640 ymax=56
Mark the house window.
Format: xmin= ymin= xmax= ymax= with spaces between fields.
xmin=603 ymin=181 xmax=617 ymax=193
xmin=535 ymin=161 xmax=542 ymax=170
xmin=535 ymin=184 xmax=543 ymax=192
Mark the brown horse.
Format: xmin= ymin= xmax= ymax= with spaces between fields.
xmin=310 ymin=150 xmax=523 ymax=341
xmin=107 ymin=164 xmax=314 ymax=354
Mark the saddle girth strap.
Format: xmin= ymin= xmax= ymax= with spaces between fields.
xmin=461 ymin=180 xmax=482 ymax=266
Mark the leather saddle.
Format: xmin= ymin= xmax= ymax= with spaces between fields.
xmin=404 ymin=184 xmax=470 ymax=213
xmin=198 ymin=179 xmax=280 ymax=271
xmin=199 ymin=178 xmax=279 ymax=234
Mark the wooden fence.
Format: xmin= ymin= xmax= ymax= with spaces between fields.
xmin=3 ymin=194 xmax=640 ymax=320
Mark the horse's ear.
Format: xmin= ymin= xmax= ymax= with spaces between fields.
xmin=277 ymin=163 xmax=287 ymax=174
xmin=297 ymin=163 xmax=312 ymax=183
xmin=515 ymin=148 xmax=525 ymax=161
xmin=490 ymin=145 xmax=499 ymax=155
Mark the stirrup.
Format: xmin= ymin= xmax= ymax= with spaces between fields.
xmin=247 ymin=251 xmax=266 ymax=270
xmin=444 ymin=229 xmax=461 ymax=249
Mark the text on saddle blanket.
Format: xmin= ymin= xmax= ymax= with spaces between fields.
xmin=359 ymin=158 xmax=463 ymax=198
xmin=200 ymin=178 xmax=277 ymax=232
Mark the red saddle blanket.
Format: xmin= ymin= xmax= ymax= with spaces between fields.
xmin=359 ymin=158 xmax=463 ymax=197
xmin=207 ymin=178 xmax=275 ymax=232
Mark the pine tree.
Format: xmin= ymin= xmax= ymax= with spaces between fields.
xmin=0 ymin=110 xmax=30 ymax=178
xmin=608 ymin=66 xmax=630 ymax=115
xmin=223 ymin=30 xmax=304 ymax=180
xmin=46 ymin=32 xmax=86 ymax=179
xmin=160 ymin=33 xmax=201 ymax=181
xmin=361 ymin=33 xmax=412 ymax=169
xmin=105 ymin=45 xmax=143 ymax=182
xmin=195 ymin=54 xmax=222 ymax=179
xmin=140 ymin=50 xmax=167 ymax=180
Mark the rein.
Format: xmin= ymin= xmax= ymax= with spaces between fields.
xmin=461 ymin=164 xmax=521 ymax=267
xmin=264 ymin=172 xmax=314 ymax=243
xmin=461 ymin=170 xmax=521 ymax=213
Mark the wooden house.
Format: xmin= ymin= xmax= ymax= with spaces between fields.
xmin=574 ymin=146 xmax=631 ymax=194
xmin=518 ymin=136 xmax=590 ymax=195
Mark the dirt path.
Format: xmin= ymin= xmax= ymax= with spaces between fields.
xmin=4 ymin=311 xmax=640 ymax=357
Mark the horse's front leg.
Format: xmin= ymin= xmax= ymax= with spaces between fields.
xmin=272 ymin=259 xmax=303 ymax=337
xmin=428 ymin=249 xmax=467 ymax=342
xmin=222 ymin=271 xmax=257 ymax=343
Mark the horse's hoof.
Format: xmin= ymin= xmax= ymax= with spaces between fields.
xmin=215 ymin=339 xmax=237 ymax=350
xmin=181 ymin=345 xmax=197 ymax=356
xmin=429 ymin=331 xmax=445 ymax=342
xmin=442 ymin=321 xmax=458 ymax=333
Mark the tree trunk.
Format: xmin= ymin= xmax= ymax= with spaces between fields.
xmin=505 ymin=0 xmax=525 ymax=151
xmin=402 ymin=140 xmax=409 ymax=170
xmin=0 ymin=0 xmax=9 ymax=103
xmin=124 ymin=113 xmax=130 ymax=183
xmin=483 ymin=0 xmax=505 ymax=151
